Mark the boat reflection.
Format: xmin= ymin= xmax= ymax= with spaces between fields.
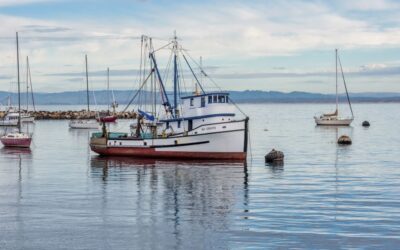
xmin=90 ymin=155 xmax=246 ymax=169
xmin=0 ymin=147 xmax=32 ymax=156
xmin=89 ymin=155 xmax=249 ymax=245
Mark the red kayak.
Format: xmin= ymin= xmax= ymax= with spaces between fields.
xmin=98 ymin=115 xmax=117 ymax=123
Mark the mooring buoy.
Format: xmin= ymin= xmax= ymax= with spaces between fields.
xmin=265 ymin=149 xmax=284 ymax=163
xmin=362 ymin=121 xmax=370 ymax=127
xmin=338 ymin=135 xmax=352 ymax=145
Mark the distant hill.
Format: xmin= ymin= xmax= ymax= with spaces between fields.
xmin=1 ymin=90 xmax=399 ymax=106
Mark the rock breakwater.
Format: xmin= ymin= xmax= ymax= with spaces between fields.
xmin=0 ymin=110 xmax=137 ymax=120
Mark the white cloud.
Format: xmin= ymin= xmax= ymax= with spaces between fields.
xmin=0 ymin=1 xmax=400 ymax=92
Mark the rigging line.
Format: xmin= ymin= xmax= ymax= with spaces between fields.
xmin=182 ymin=50 xmax=249 ymax=117
xmin=177 ymin=54 xmax=187 ymax=99
xmin=122 ymin=69 xmax=154 ymax=113
xmin=152 ymin=41 xmax=174 ymax=53
xmin=338 ymin=55 xmax=354 ymax=118
xmin=162 ymin=49 xmax=173 ymax=90
xmin=27 ymin=57 xmax=36 ymax=112
xmin=179 ymin=57 xmax=188 ymax=95
xmin=180 ymin=51 xmax=205 ymax=94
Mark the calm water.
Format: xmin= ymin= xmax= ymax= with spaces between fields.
xmin=0 ymin=103 xmax=399 ymax=249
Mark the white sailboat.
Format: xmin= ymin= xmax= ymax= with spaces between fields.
xmin=2 ymin=56 xmax=36 ymax=124
xmin=314 ymin=49 xmax=354 ymax=126
xmin=90 ymin=34 xmax=249 ymax=160
xmin=69 ymin=55 xmax=99 ymax=129
xmin=1 ymin=32 xmax=33 ymax=148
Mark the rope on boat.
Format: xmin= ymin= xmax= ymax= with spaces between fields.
xmin=337 ymin=55 xmax=354 ymax=118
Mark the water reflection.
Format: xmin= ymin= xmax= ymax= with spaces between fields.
xmin=89 ymin=156 xmax=249 ymax=248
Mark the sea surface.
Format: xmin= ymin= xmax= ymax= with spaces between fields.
xmin=0 ymin=103 xmax=399 ymax=249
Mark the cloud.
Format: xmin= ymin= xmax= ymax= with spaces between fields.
xmin=0 ymin=1 xmax=400 ymax=93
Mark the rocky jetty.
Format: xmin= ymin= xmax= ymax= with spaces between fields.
xmin=0 ymin=110 xmax=137 ymax=120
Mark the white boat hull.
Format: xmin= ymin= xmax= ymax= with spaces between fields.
xmin=0 ymin=120 xmax=18 ymax=126
xmin=314 ymin=117 xmax=353 ymax=126
xmin=21 ymin=116 xmax=35 ymax=123
xmin=91 ymin=119 xmax=248 ymax=160
xmin=69 ymin=120 xmax=99 ymax=129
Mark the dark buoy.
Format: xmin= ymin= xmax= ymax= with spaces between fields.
xmin=362 ymin=121 xmax=370 ymax=127
xmin=265 ymin=149 xmax=284 ymax=163
xmin=338 ymin=135 xmax=352 ymax=145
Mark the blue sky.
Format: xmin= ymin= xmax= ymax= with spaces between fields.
xmin=0 ymin=0 xmax=399 ymax=93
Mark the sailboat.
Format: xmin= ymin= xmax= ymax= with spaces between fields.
xmin=90 ymin=34 xmax=249 ymax=160
xmin=1 ymin=32 xmax=33 ymax=148
xmin=97 ymin=68 xmax=118 ymax=123
xmin=3 ymin=56 xmax=36 ymax=124
xmin=69 ymin=55 xmax=99 ymax=129
xmin=314 ymin=49 xmax=354 ymax=126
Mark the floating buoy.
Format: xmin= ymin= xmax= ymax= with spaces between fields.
xmin=338 ymin=135 xmax=352 ymax=145
xmin=362 ymin=121 xmax=370 ymax=127
xmin=265 ymin=149 xmax=284 ymax=163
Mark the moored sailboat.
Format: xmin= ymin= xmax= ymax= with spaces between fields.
xmin=97 ymin=68 xmax=118 ymax=123
xmin=90 ymin=35 xmax=249 ymax=160
xmin=1 ymin=32 xmax=32 ymax=148
xmin=314 ymin=49 xmax=354 ymax=126
xmin=69 ymin=55 xmax=99 ymax=129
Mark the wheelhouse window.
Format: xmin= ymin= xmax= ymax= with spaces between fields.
xmin=201 ymin=97 xmax=205 ymax=107
xmin=213 ymin=95 xmax=217 ymax=103
xmin=208 ymin=95 xmax=212 ymax=103
xmin=190 ymin=98 xmax=194 ymax=106
xmin=218 ymin=95 xmax=225 ymax=103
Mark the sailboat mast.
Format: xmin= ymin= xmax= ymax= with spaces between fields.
xmin=85 ymin=54 xmax=90 ymax=112
xmin=26 ymin=56 xmax=29 ymax=111
xmin=173 ymin=32 xmax=178 ymax=117
xmin=335 ymin=49 xmax=338 ymax=114
xmin=107 ymin=67 xmax=110 ymax=113
xmin=16 ymin=32 xmax=21 ymax=133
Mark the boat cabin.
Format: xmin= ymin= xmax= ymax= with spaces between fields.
xmin=157 ymin=92 xmax=236 ymax=136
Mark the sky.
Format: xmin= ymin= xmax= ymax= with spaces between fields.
xmin=0 ymin=0 xmax=399 ymax=94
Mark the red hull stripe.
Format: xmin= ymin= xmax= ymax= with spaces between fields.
xmin=91 ymin=146 xmax=246 ymax=160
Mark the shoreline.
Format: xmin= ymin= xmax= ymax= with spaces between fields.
xmin=0 ymin=110 xmax=137 ymax=120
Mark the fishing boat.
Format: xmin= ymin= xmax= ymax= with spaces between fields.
xmin=97 ymin=68 xmax=118 ymax=123
xmin=90 ymin=34 xmax=249 ymax=160
xmin=314 ymin=49 xmax=354 ymax=126
xmin=1 ymin=32 xmax=32 ymax=148
xmin=69 ymin=55 xmax=99 ymax=129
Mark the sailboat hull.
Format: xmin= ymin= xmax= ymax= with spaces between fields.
xmin=69 ymin=120 xmax=99 ymax=129
xmin=97 ymin=115 xmax=117 ymax=123
xmin=90 ymin=120 xmax=248 ymax=160
xmin=314 ymin=117 xmax=353 ymax=126
xmin=0 ymin=137 xmax=32 ymax=148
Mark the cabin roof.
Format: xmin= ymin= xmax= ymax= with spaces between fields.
xmin=180 ymin=92 xmax=229 ymax=100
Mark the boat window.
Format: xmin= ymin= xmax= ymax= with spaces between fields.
xmin=218 ymin=95 xmax=225 ymax=103
xmin=190 ymin=98 xmax=194 ymax=106
xmin=213 ymin=95 xmax=217 ymax=103
xmin=201 ymin=97 xmax=205 ymax=107
xmin=208 ymin=95 xmax=212 ymax=103
xmin=226 ymin=96 xmax=229 ymax=103
xmin=177 ymin=121 xmax=181 ymax=128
